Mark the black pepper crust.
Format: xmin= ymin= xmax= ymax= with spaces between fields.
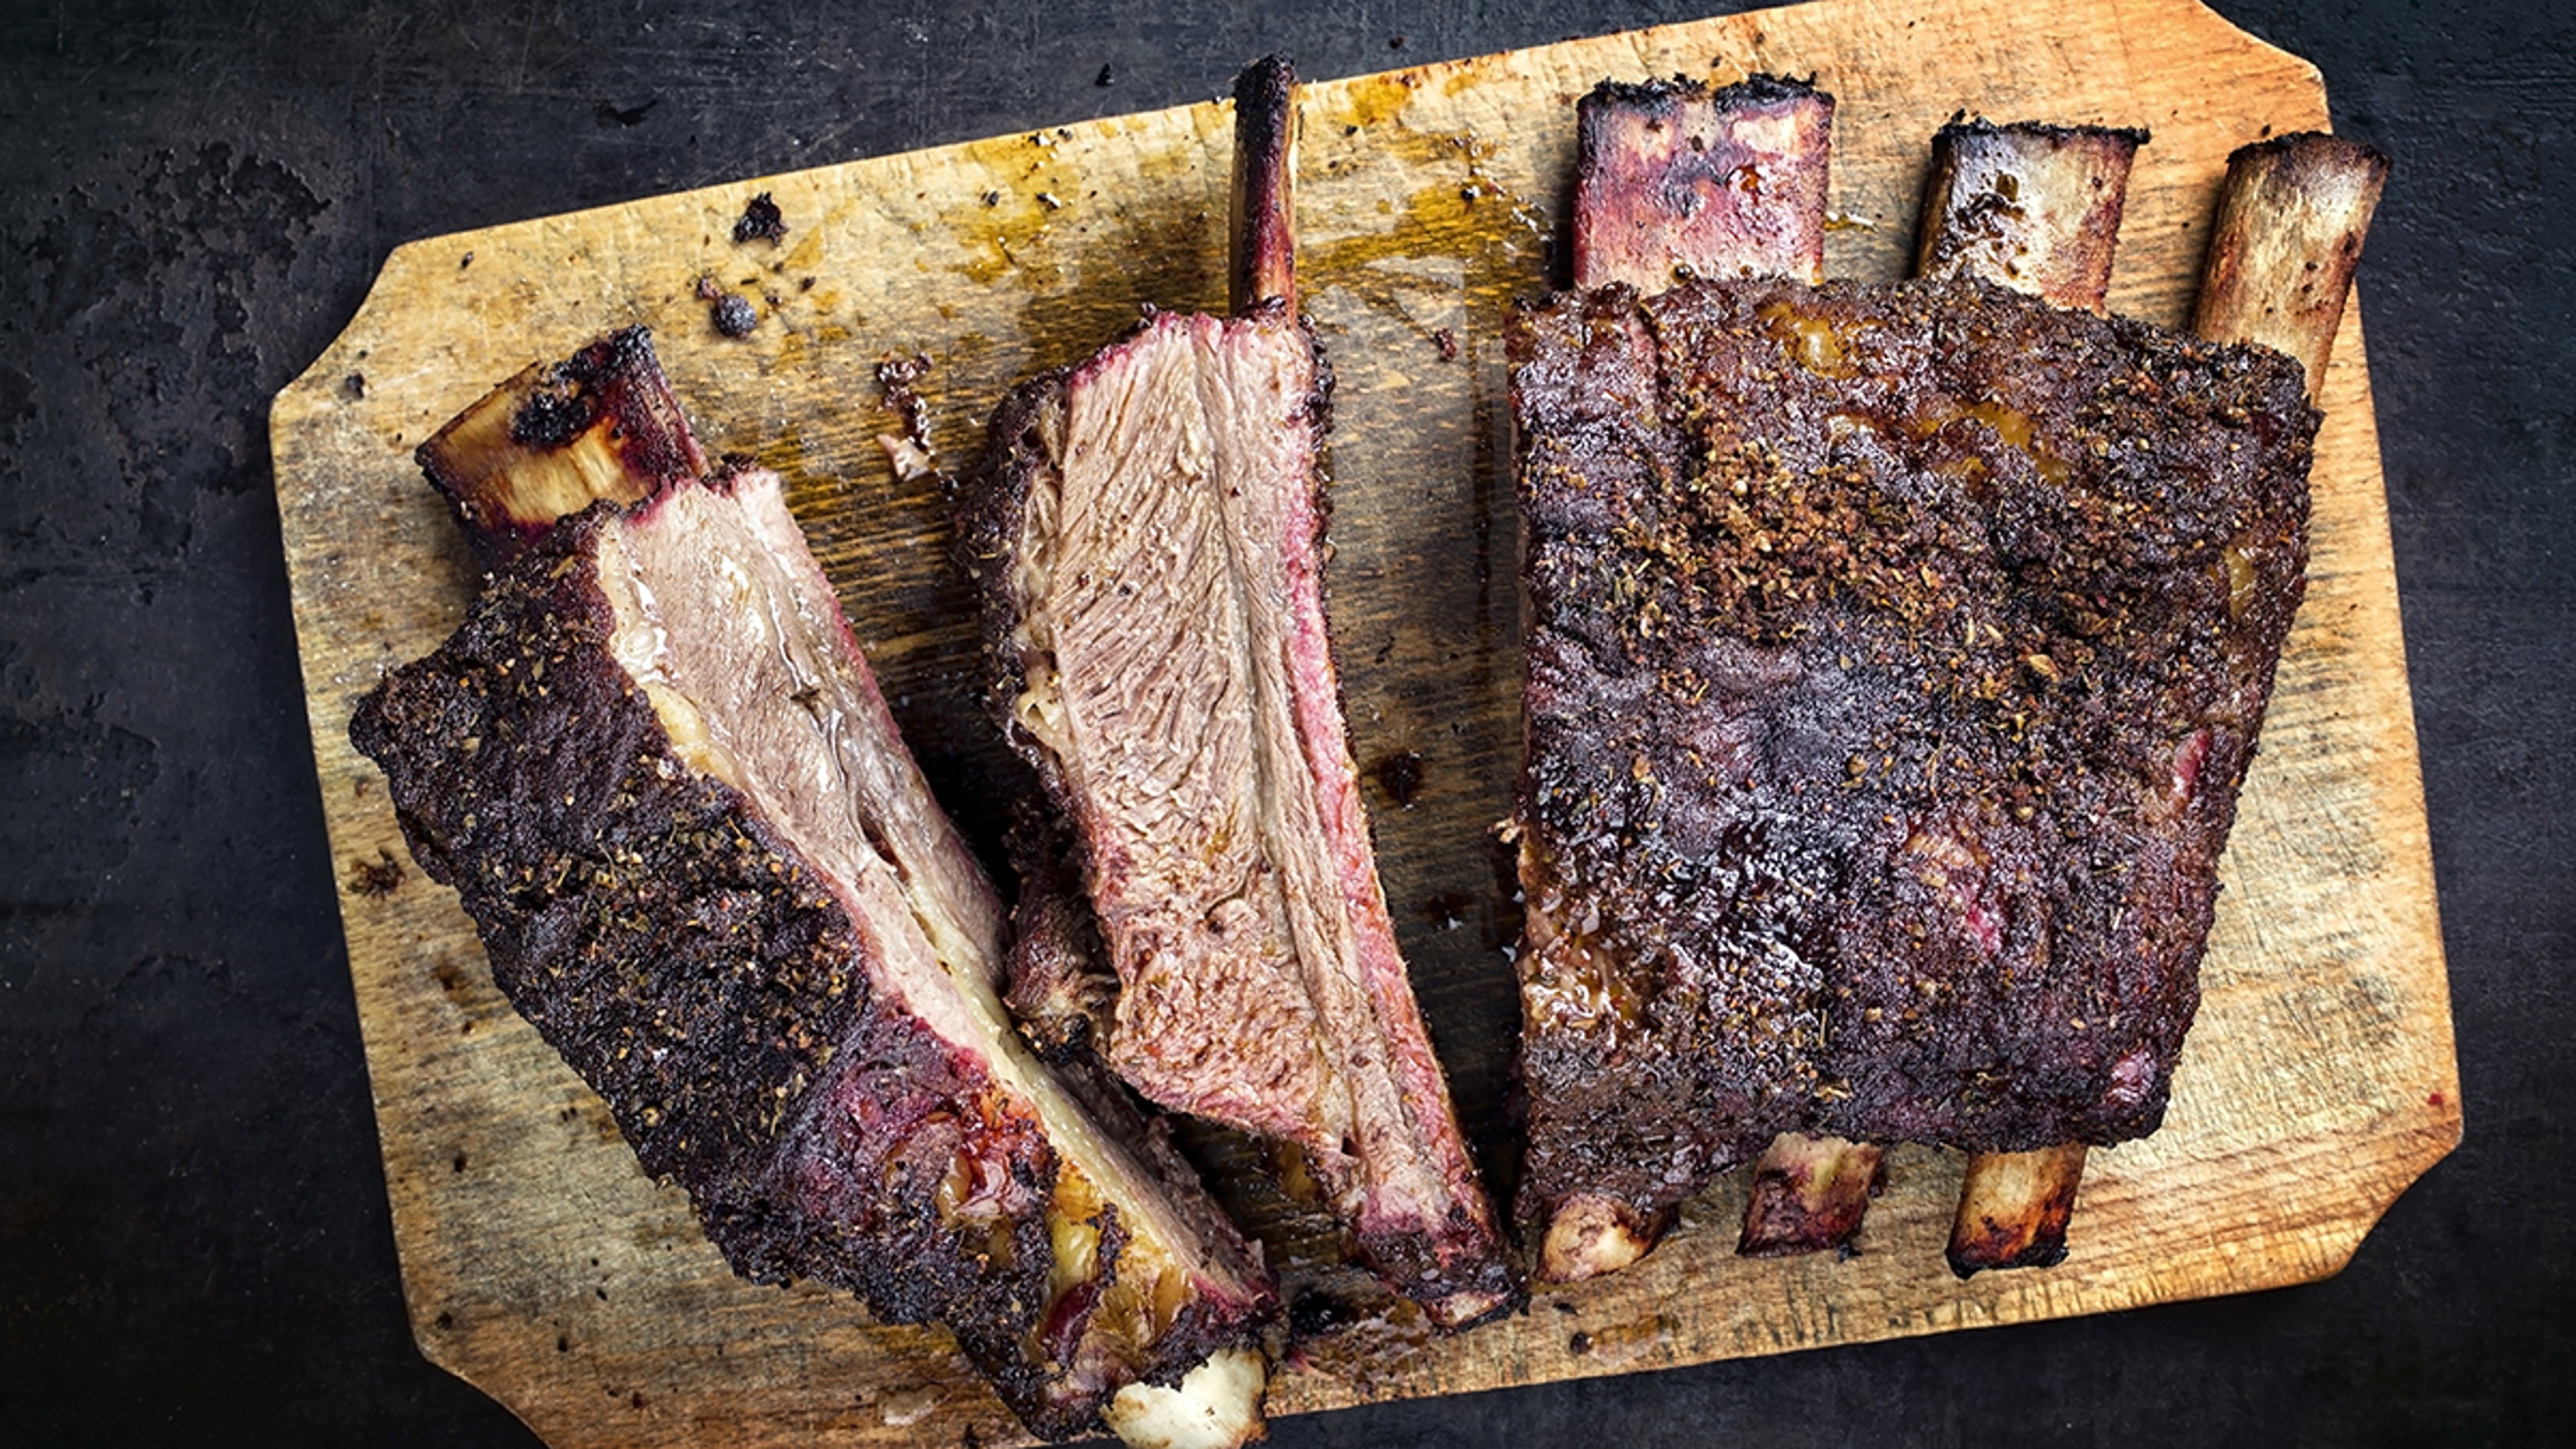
xmin=1511 ymin=276 xmax=2317 ymax=1229
xmin=347 ymin=507 xmax=1071 ymax=1416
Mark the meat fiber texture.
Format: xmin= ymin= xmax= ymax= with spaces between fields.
xmin=1509 ymin=276 xmax=2317 ymax=1234
xmin=961 ymin=304 xmax=1519 ymax=1327
xmin=349 ymin=466 xmax=1272 ymax=1440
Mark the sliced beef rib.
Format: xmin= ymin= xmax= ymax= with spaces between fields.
xmin=352 ymin=446 xmax=1276 ymax=1444
xmin=957 ymin=56 xmax=1517 ymax=1328
xmin=964 ymin=302 xmax=1517 ymax=1326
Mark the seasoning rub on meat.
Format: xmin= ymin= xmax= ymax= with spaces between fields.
xmin=1509 ymin=76 xmax=2341 ymax=1283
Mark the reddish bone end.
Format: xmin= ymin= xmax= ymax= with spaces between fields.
xmin=1571 ymin=73 xmax=1834 ymax=291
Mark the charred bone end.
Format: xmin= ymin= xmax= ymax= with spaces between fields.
xmin=1915 ymin=119 xmax=2147 ymax=313
xmin=1537 ymin=1193 xmax=1666 ymax=1283
xmin=2191 ymin=131 xmax=2390 ymax=402
xmin=414 ymin=325 xmax=707 ymax=569
xmin=1230 ymin=54 xmax=1299 ymax=316
xmin=1570 ymin=72 xmax=1833 ymax=292
xmin=1946 ymin=1143 xmax=2086 ymax=1277
xmin=1737 ymin=1134 xmax=1887 ymax=1258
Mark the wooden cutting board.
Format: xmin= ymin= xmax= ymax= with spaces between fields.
xmin=271 ymin=0 xmax=2461 ymax=1442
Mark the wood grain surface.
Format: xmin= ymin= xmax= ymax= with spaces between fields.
xmin=269 ymin=0 xmax=2460 ymax=1442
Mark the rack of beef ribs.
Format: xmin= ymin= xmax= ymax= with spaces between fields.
xmin=352 ymin=329 xmax=1279 ymax=1448
xmin=1508 ymin=74 xmax=2366 ymax=1283
xmin=957 ymin=56 xmax=1520 ymax=1329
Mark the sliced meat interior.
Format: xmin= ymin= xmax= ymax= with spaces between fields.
xmin=965 ymin=304 xmax=1517 ymax=1326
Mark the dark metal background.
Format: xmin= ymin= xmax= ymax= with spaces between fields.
xmin=4 ymin=1 xmax=2568 ymax=1442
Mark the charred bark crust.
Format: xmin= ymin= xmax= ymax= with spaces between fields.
xmin=1511 ymin=276 xmax=2316 ymax=1231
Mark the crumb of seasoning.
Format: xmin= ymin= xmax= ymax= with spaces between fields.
xmin=875 ymin=353 xmax=936 ymax=466
xmin=732 ymin=191 xmax=788 ymax=246
xmin=696 ymin=274 xmax=759 ymax=337
xmin=1431 ymin=327 xmax=1458 ymax=361
xmin=347 ymin=849 xmax=404 ymax=897
xmin=341 ymin=372 xmax=367 ymax=400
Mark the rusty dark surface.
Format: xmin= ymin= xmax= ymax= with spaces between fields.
xmin=2 ymin=1 xmax=2571 ymax=1445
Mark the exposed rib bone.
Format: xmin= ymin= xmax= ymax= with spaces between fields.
xmin=1915 ymin=119 xmax=2145 ymax=312
xmin=1229 ymin=54 xmax=1299 ymax=315
xmin=2192 ymin=131 xmax=2390 ymax=401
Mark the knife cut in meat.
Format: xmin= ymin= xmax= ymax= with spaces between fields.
xmin=352 ymin=331 xmax=1278 ymax=1448
xmin=1509 ymin=80 xmax=2332 ymax=1283
xmin=957 ymin=57 xmax=1519 ymax=1328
